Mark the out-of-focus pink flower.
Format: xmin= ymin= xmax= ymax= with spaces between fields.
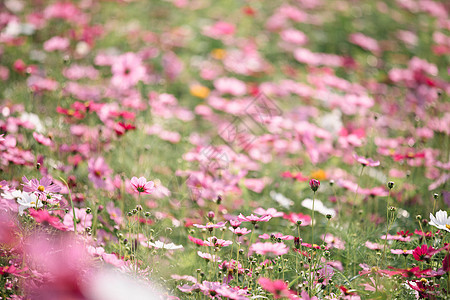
xmin=33 ymin=132 xmax=53 ymax=147
xmin=111 ymin=52 xmax=146 ymax=90
xmin=254 ymin=207 xmax=283 ymax=218
xmin=349 ymin=33 xmax=381 ymax=54
xmin=130 ymin=176 xmax=155 ymax=194
xmin=43 ymin=36 xmax=69 ymax=52
xmin=354 ymin=154 xmax=380 ymax=167
xmin=63 ymin=207 xmax=93 ymax=233
xmin=88 ymin=157 xmax=112 ymax=190
xmin=29 ymin=208 xmax=67 ymax=231
xmin=258 ymin=277 xmax=295 ymax=299
xmin=214 ymin=77 xmax=247 ymax=96
xmin=321 ymin=233 xmax=345 ymax=250
xmin=250 ymin=242 xmax=289 ymax=256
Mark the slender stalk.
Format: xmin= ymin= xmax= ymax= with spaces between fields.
xmin=60 ymin=177 xmax=77 ymax=234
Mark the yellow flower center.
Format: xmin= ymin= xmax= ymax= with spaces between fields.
xmin=446 ymin=224 xmax=450 ymax=230
xmin=38 ymin=185 xmax=45 ymax=192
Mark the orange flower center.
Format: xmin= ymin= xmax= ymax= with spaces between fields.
xmin=38 ymin=185 xmax=45 ymax=192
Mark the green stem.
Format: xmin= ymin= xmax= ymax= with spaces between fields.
xmin=60 ymin=177 xmax=77 ymax=234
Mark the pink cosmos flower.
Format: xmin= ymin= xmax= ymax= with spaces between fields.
xmin=365 ymin=241 xmax=384 ymax=250
xmin=250 ymin=242 xmax=289 ymax=256
xmin=412 ymin=244 xmax=440 ymax=261
xmin=111 ymin=52 xmax=146 ymax=90
xmin=258 ymin=277 xmax=295 ymax=299
xmin=194 ymin=222 xmax=227 ymax=231
xmin=197 ymin=251 xmax=221 ymax=262
xmin=88 ymin=157 xmax=112 ymax=190
xmin=321 ymin=233 xmax=345 ymax=250
xmin=283 ymin=212 xmax=312 ymax=226
xmin=33 ymin=132 xmax=53 ymax=147
xmin=254 ymin=207 xmax=283 ymax=218
xmin=43 ymin=36 xmax=70 ymax=52
xmin=259 ymin=233 xmax=294 ymax=240
xmin=349 ymin=33 xmax=381 ymax=54
xmin=354 ymin=154 xmax=380 ymax=167
xmin=29 ymin=208 xmax=67 ymax=231
xmin=203 ymin=237 xmax=233 ymax=247
xmin=391 ymin=249 xmax=414 ymax=255
xmin=214 ymin=77 xmax=247 ymax=96
xmin=229 ymin=227 xmax=252 ymax=236
xmin=130 ymin=176 xmax=155 ymax=194
xmin=63 ymin=207 xmax=93 ymax=233
xmin=237 ymin=213 xmax=272 ymax=224
xmin=22 ymin=176 xmax=61 ymax=194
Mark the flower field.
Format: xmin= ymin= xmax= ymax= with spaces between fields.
xmin=0 ymin=0 xmax=449 ymax=299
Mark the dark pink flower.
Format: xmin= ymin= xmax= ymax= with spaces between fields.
xmin=309 ymin=179 xmax=320 ymax=192
xmin=412 ymin=244 xmax=440 ymax=261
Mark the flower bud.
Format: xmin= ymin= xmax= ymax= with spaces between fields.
xmin=207 ymin=211 xmax=215 ymax=221
xmin=309 ymin=179 xmax=320 ymax=192
xmin=387 ymin=181 xmax=394 ymax=189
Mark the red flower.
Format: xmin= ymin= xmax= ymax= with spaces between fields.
xmin=412 ymin=244 xmax=440 ymax=261
xmin=385 ymin=266 xmax=431 ymax=278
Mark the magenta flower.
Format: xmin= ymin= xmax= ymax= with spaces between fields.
xmin=412 ymin=244 xmax=440 ymax=261
xmin=237 ymin=213 xmax=272 ymax=224
xmin=309 ymin=179 xmax=320 ymax=192
xmin=354 ymin=154 xmax=380 ymax=167
xmin=130 ymin=176 xmax=155 ymax=194
xmin=22 ymin=176 xmax=61 ymax=194
xmin=250 ymin=242 xmax=289 ymax=256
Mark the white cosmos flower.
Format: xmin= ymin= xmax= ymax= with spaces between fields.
xmin=270 ymin=191 xmax=293 ymax=209
xmin=302 ymin=198 xmax=336 ymax=217
xmin=17 ymin=192 xmax=42 ymax=215
xmin=1 ymin=189 xmax=24 ymax=200
xmin=429 ymin=210 xmax=450 ymax=232
xmin=148 ymin=240 xmax=183 ymax=250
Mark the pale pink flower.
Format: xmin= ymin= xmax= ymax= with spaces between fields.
xmin=130 ymin=176 xmax=155 ymax=194
xmin=250 ymin=242 xmax=289 ymax=256
xmin=237 ymin=213 xmax=272 ymax=224
xmin=111 ymin=52 xmax=146 ymax=90
xmin=259 ymin=233 xmax=294 ymax=240
xmin=321 ymin=233 xmax=345 ymax=250
xmin=63 ymin=207 xmax=93 ymax=233
xmin=43 ymin=36 xmax=69 ymax=52
xmin=229 ymin=227 xmax=252 ymax=236
xmin=33 ymin=132 xmax=53 ymax=147
xmin=214 ymin=77 xmax=247 ymax=96
xmin=254 ymin=207 xmax=283 ymax=218
xmin=354 ymin=154 xmax=380 ymax=167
